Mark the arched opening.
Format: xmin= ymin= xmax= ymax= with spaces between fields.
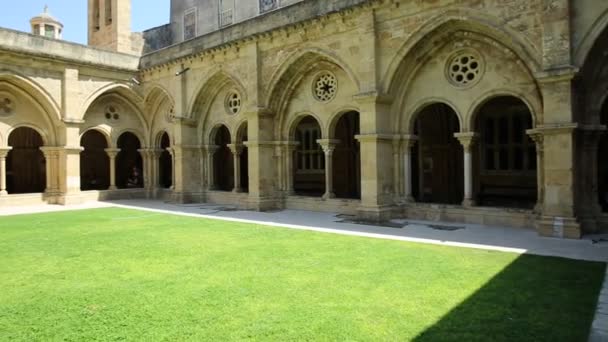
xmin=7 ymin=127 xmax=46 ymax=194
xmin=332 ymin=111 xmax=360 ymax=199
xmin=80 ymin=130 xmax=109 ymax=190
xmin=293 ymin=116 xmax=324 ymax=197
xmin=475 ymin=96 xmax=537 ymax=208
xmin=237 ymin=123 xmax=249 ymax=193
xmin=159 ymin=132 xmax=172 ymax=189
xmin=116 ymin=132 xmax=143 ymax=189
xmin=412 ymin=104 xmax=463 ymax=204
xmin=213 ymin=125 xmax=233 ymax=191
xmin=598 ymin=99 xmax=608 ymax=211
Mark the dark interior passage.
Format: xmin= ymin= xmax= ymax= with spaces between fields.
xmin=293 ymin=116 xmax=324 ymax=196
xmin=332 ymin=111 xmax=360 ymax=199
xmin=475 ymin=96 xmax=537 ymax=209
xmin=412 ymin=103 xmax=463 ymax=204
xmin=159 ymin=132 xmax=172 ymax=189
xmin=7 ymin=127 xmax=46 ymax=194
xmin=116 ymin=132 xmax=143 ymax=189
xmin=213 ymin=125 xmax=234 ymax=191
xmin=80 ymin=130 xmax=110 ymax=190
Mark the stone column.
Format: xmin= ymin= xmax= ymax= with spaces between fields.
xmin=105 ymin=148 xmax=120 ymax=190
xmin=317 ymin=139 xmax=340 ymax=200
xmin=228 ymin=144 xmax=244 ymax=193
xmin=40 ymin=147 xmax=60 ymax=195
xmin=392 ymin=138 xmax=402 ymax=200
xmin=0 ymin=147 xmax=12 ymax=195
xmin=527 ymin=131 xmax=545 ymax=213
xmin=455 ymin=133 xmax=478 ymax=207
xmin=167 ymin=147 xmax=176 ymax=190
xmin=284 ymin=142 xmax=299 ymax=195
xmin=402 ymin=135 xmax=418 ymax=203
xmin=151 ymin=149 xmax=163 ymax=190
xmin=205 ymin=145 xmax=218 ymax=190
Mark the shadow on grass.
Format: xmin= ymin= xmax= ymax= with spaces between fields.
xmin=413 ymin=254 xmax=606 ymax=342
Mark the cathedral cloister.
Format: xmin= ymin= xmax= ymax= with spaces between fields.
xmin=1 ymin=0 xmax=608 ymax=239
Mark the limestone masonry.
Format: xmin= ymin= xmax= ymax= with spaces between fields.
xmin=1 ymin=0 xmax=607 ymax=239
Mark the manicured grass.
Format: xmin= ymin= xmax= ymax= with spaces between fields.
xmin=0 ymin=208 xmax=604 ymax=341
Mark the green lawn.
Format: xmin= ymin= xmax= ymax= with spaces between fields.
xmin=0 ymin=208 xmax=605 ymax=341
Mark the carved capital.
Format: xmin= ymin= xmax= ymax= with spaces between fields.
xmin=316 ymin=139 xmax=340 ymax=155
xmin=0 ymin=147 xmax=12 ymax=158
xmin=454 ymin=132 xmax=478 ymax=151
xmin=104 ymin=148 xmax=121 ymax=158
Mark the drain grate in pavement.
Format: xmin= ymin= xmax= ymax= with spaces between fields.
xmin=402 ymin=221 xmax=465 ymax=231
xmin=427 ymin=224 xmax=465 ymax=231
xmin=336 ymin=218 xmax=405 ymax=229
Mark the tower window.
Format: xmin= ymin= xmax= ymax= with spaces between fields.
xmin=105 ymin=0 xmax=112 ymax=25
xmin=44 ymin=25 xmax=54 ymax=38
xmin=184 ymin=8 xmax=197 ymax=40
xmin=93 ymin=0 xmax=100 ymax=30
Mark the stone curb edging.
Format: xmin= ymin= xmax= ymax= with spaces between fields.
xmin=590 ymin=269 xmax=608 ymax=342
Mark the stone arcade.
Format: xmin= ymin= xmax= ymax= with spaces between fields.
xmin=0 ymin=0 xmax=607 ymax=239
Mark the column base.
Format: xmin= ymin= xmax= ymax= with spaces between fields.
xmin=462 ymin=198 xmax=476 ymax=207
xmin=322 ymin=192 xmax=336 ymax=200
xmin=232 ymin=188 xmax=244 ymax=194
xmin=247 ymin=196 xmax=279 ymax=211
xmin=357 ymin=205 xmax=394 ymax=223
xmin=171 ymin=192 xmax=203 ymax=204
xmin=536 ymin=216 xmax=581 ymax=239
xmin=58 ymin=192 xmax=86 ymax=205
xmin=108 ymin=186 xmax=117 ymax=190
xmin=402 ymin=195 xmax=415 ymax=204
xmin=0 ymin=190 xmax=7 ymax=196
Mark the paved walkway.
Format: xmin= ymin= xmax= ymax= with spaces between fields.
xmin=0 ymin=199 xmax=607 ymax=340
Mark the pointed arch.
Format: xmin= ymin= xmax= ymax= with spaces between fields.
xmin=81 ymin=83 xmax=146 ymax=123
xmin=575 ymin=8 xmax=608 ymax=67
xmin=80 ymin=127 xmax=112 ymax=147
xmin=146 ymin=85 xmax=175 ymax=146
xmin=266 ymin=48 xmax=361 ymax=113
xmin=383 ymin=10 xmax=542 ymax=95
xmin=0 ymin=69 xmax=61 ymax=122
xmin=188 ymin=67 xmax=248 ymax=124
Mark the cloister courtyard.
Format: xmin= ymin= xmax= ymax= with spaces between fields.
xmin=0 ymin=200 xmax=606 ymax=341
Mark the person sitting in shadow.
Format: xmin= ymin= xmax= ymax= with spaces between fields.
xmin=126 ymin=166 xmax=141 ymax=188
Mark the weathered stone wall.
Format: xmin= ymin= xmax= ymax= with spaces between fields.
xmin=142 ymin=24 xmax=173 ymax=53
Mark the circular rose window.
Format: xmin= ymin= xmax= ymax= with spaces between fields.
xmin=446 ymin=51 xmax=484 ymax=88
xmin=313 ymin=72 xmax=338 ymax=102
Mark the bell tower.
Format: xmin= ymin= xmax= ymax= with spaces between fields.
xmin=88 ymin=0 xmax=133 ymax=53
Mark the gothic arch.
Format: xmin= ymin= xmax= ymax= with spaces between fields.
xmin=327 ymin=106 xmax=361 ymax=138
xmin=383 ymin=10 xmax=542 ymax=96
xmin=112 ymin=128 xmax=146 ymax=148
xmin=80 ymin=127 xmax=112 ymax=147
xmin=574 ymin=8 xmax=608 ymax=67
xmin=285 ymin=111 xmax=326 ymax=141
xmin=7 ymin=124 xmax=49 ymax=146
xmin=266 ymin=48 xmax=361 ymax=116
xmin=146 ymin=85 xmax=175 ymax=147
xmin=189 ymin=68 xmax=248 ymax=125
xmin=81 ymin=83 xmax=145 ymax=123
xmin=405 ymin=98 xmax=463 ymax=135
xmin=468 ymin=89 xmax=540 ymax=132
xmin=0 ymin=69 xmax=61 ymax=122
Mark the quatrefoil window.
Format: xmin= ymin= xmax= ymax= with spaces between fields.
xmin=313 ymin=72 xmax=338 ymax=103
xmin=0 ymin=97 xmax=14 ymax=116
xmin=225 ymin=91 xmax=241 ymax=115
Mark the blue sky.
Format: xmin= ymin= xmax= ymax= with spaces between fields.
xmin=1 ymin=1 xmax=170 ymax=44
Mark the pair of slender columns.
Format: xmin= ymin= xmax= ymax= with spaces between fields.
xmin=0 ymin=148 xmax=12 ymax=195
xmin=205 ymin=145 xmax=219 ymax=191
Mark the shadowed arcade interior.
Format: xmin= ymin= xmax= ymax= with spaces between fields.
xmin=213 ymin=125 xmax=234 ymax=192
xmin=80 ymin=130 xmax=110 ymax=190
xmin=293 ymin=116 xmax=324 ymax=197
xmin=474 ymin=96 xmax=537 ymax=209
xmin=412 ymin=103 xmax=463 ymax=204
xmin=332 ymin=111 xmax=360 ymax=199
xmin=6 ymin=127 xmax=46 ymax=194
xmin=116 ymin=132 xmax=143 ymax=189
